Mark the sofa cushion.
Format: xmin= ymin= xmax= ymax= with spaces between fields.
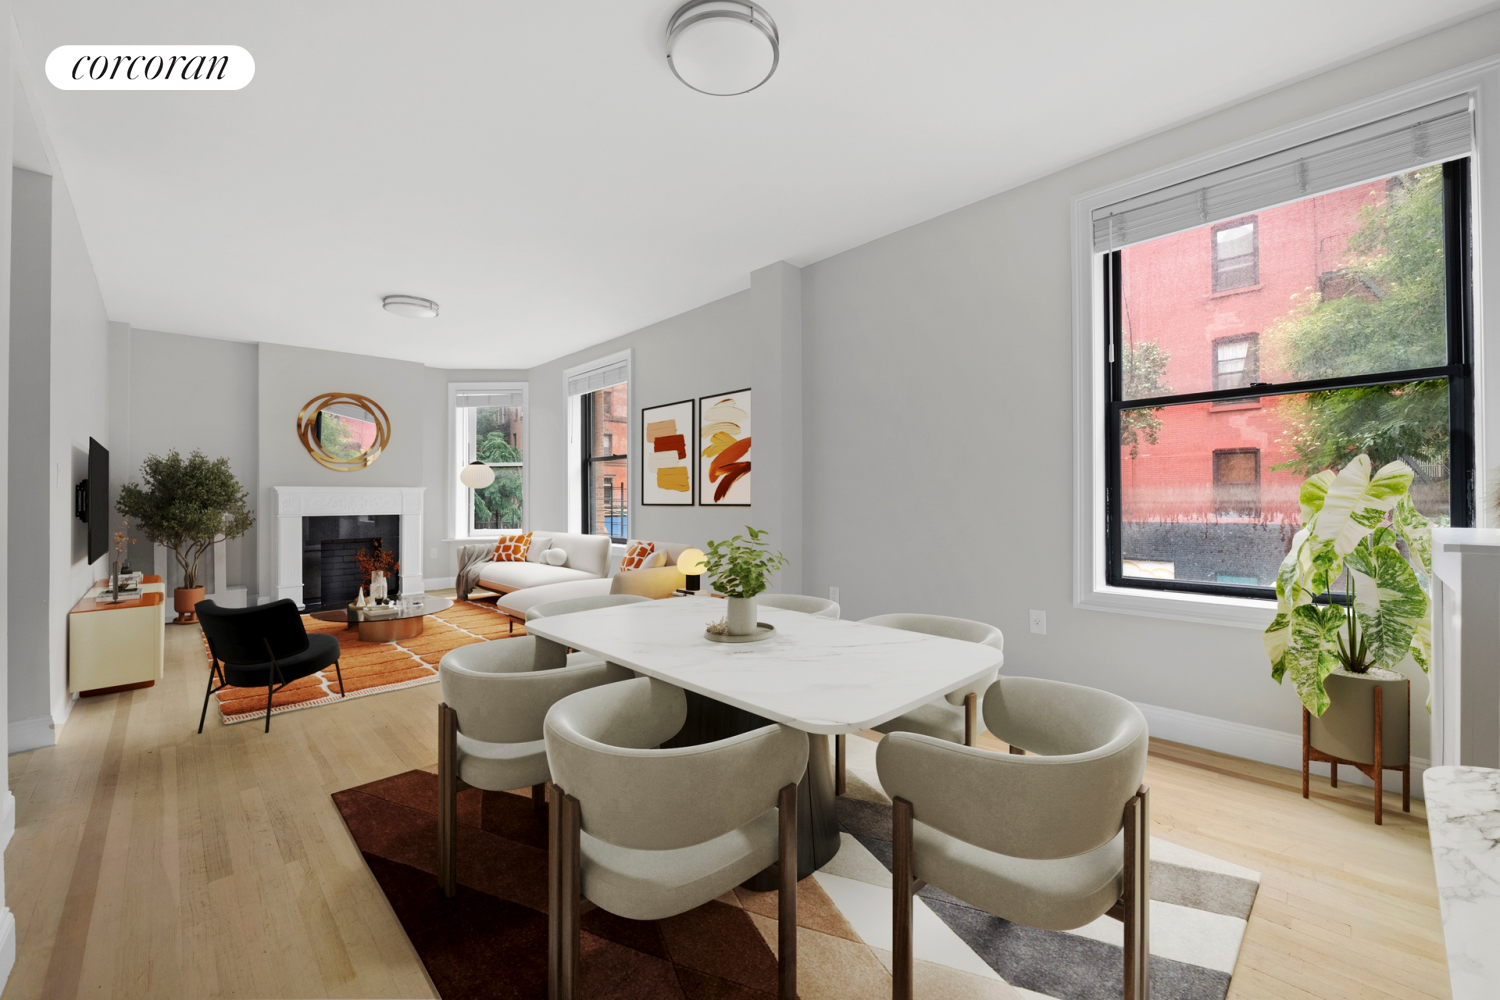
xmin=492 ymin=531 xmax=534 ymax=562
xmin=542 ymin=548 xmax=568 ymax=566
xmin=621 ymin=541 xmax=657 ymax=571
xmin=477 ymin=560 xmax=595 ymax=593
xmin=524 ymin=537 xmax=554 ymax=563
xmin=531 ymin=531 xmax=612 ymax=578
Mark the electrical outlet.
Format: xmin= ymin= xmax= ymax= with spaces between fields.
xmin=830 ymin=586 xmax=840 ymax=603
xmin=1029 ymin=610 xmax=1047 ymax=635
xmin=430 ymin=546 xmax=438 ymax=559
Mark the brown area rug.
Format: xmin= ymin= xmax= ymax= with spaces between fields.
xmin=333 ymin=770 xmax=799 ymax=1000
xmin=206 ymin=600 xmax=526 ymax=725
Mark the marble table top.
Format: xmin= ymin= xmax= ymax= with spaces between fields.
xmin=1423 ymin=765 xmax=1500 ymax=1000
xmin=525 ymin=598 xmax=1004 ymax=735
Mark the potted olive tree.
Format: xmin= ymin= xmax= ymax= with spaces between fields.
xmin=116 ymin=450 xmax=255 ymax=623
xmin=1264 ymin=455 xmax=1431 ymax=818
xmin=703 ymin=525 xmax=788 ymax=636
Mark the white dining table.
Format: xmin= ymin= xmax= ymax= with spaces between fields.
xmin=526 ymin=597 xmax=1005 ymax=879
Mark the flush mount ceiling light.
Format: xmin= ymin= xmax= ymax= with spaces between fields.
xmin=666 ymin=1 xmax=779 ymax=97
xmin=382 ymin=294 xmax=439 ymax=319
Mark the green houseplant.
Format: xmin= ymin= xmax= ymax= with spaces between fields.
xmin=703 ymin=525 xmax=788 ymax=636
xmin=1264 ymin=454 xmax=1432 ymax=716
xmin=116 ymin=450 xmax=255 ymax=623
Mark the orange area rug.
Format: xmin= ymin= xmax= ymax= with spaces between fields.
xmin=206 ymin=600 xmax=525 ymax=725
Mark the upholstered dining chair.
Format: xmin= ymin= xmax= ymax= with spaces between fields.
xmin=836 ymin=613 xmax=1003 ymax=793
xmin=757 ymin=593 xmax=841 ymax=618
xmin=196 ymin=599 xmax=343 ymax=734
xmin=436 ymin=637 xmax=631 ymax=897
xmin=544 ymin=677 xmax=807 ymax=1000
xmin=877 ymin=676 xmax=1151 ymax=1000
xmin=525 ymin=593 xmax=651 ymax=620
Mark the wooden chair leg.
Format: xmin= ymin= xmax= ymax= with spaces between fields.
xmin=1373 ymin=686 xmax=1383 ymax=826
xmin=1330 ymin=762 xmax=1338 ymax=788
xmin=438 ymin=704 xmax=460 ymax=897
xmin=835 ymin=734 xmax=846 ymax=796
xmin=548 ymin=782 xmax=561 ymax=998
xmin=777 ymin=783 xmax=797 ymax=1000
xmin=1402 ymin=765 xmax=1411 ymax=813
xmin=1008 ymin=744 xmax=1025 ymax=755
xmin=893 ymin=796 xmax=916 ymax=1000
xmin=1122 ymin=785 xmax=1150 ymax=1000
xmin=550 ymin=789 xmax=582 ymax=1000
xmin=1301 ymin=707 xmax=1310 ymax=799
xmin=532 ymin=782 xmax=548 ymax=813
xmin=964 ymin=691 xmax=978 ymax=746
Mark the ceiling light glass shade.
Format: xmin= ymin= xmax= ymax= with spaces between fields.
xmin=666 ymin=1 xmax=779 ymax=96
xmin=676 ymin=547 xmax=707 ymax=576
xmin=459 ymin=461 xmax=496 ymax=489
xmin=382 ymin=294 xmax=439 ymax=318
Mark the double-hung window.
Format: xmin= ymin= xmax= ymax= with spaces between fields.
xmin=451 ymin=383 xmax=526 ymax=537
xmin=565 ymin=350 xmax=631 ymax=542
xmin=1094 ymin=97 xmax=1475 ymax=601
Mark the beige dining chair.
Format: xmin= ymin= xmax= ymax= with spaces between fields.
xmin=758 ymin=593 xmax=841 ymax=618
xmin=877 ymin=676 xmax=1151 ymax=1000
xmin=525 ymin=593 xmax=652 ymax=620
xmin=435 ymin=636 xmax=631 ymax=896
xmin=837 ymin=613 xmax=1003 ymax=793
xmin=543 ymin=677 xmax=807 ymax=1000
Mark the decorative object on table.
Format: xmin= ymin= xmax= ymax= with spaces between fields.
xmin=702 ymin=524 xmax=786 ymax=636
xmin=698 ymin=388 xmax=751 ymax=505
xmin=1263 ymin=455 xmax=1428 ymax=821
xmin=642 ymin=398 xmax=695 ymax=504
xmin=356 ymin=542 xmax=400 ymax=602
xmin=296 ymin=391 xmax=391 ymax=472
xmin=110 ymin=527 xmax=138 ymax=600
xmin=115 ymin=449 xmax=256 ymax=624
xmin=676 ymin=546 xmax=706 ymax=591
xmin=458 ymin=460 xmax=495 ymax=489
xmin=704 ymin=620 xmax=776 ymax=643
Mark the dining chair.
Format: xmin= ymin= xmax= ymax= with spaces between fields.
xmin=758 ymin=593 xmax=841 ymax=618
xmin=837 ymin=613 xmax=1003 ymax=792
xmin=544 ymin=676 xmax=806 ymax=1000
xmin=877 ymin=676 xmax=1151 ymax=1000
xmin=196 ymin=599 xmax=343 ymax=734
xmin=525 ymin=593 xmax=651 ymax=620
xmin=436 ymin=636 xmax=632 ymax=897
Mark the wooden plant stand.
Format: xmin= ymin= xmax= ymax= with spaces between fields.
xmin=1302 ymin=680 xmax=1411 ymax=825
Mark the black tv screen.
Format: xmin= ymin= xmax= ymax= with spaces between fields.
xmin=87 ymin=438 xmax=108 ymax=564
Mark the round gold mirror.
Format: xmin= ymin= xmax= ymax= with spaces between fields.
xmin=297 ymin=393 xmax=391 ymax=471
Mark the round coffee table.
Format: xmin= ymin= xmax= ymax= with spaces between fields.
xmin=311 ymin=595 xmax=453 ymax=643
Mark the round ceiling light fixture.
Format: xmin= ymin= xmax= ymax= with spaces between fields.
xmin=666 ymin=1 xmax=779 ymax=97
xmin=382 ymin=294 xmax=439 ymax=319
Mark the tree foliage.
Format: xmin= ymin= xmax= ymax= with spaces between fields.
xmin=473 ymin=408 xmax=524 ymax=529
xmin=115 ymin=450 xmax=255 ymax=589
xmin=1266 ymin=166 xmax=1448 ymax=476
xmin=1120 ymin=341 xmax=1172 ymax=459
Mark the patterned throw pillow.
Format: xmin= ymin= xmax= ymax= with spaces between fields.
xmin=619 ymin=541 xmax=656 ymax=572
xmin=493 ymin=531 xmax=533 ymax=562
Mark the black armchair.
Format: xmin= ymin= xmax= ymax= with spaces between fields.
xmin=197 ymin=599 xmax=344 ymax=733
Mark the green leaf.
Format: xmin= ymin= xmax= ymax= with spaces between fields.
xmin=1284 ymin=603 xmax=1346 ymax=716
xmin=1345 ymin=530 xmax=1427 ymax=671
xmin=1298 ymin=470 xmax=1336 ymax=525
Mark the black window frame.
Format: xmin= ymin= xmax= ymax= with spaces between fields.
xmin=1105 ymin=158 xmax=1475 ymax=602
xmin=1211 ymin=216 xmax=1260 ymax=291
xmin=580 ymin=388 xmax=629 ymax=543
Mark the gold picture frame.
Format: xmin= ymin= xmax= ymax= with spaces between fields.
xmin=296 ymin=392 xmax=391 ymax=471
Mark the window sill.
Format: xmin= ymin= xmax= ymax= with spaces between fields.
xmin=1075 ymin=583 xmax=1277 ymax=630
xmin=1208 ymin=283 xmax=1262 ymax=298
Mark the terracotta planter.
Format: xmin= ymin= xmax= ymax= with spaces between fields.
xmin=174 ymin=586 xmax=206 ymax=623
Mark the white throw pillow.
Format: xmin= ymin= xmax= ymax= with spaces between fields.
xmin=543 ymin=548 xmax=568 ymax=566
xmin=525 ymin=538 xmax=553 ymax=563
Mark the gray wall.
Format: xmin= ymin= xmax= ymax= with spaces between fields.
xmin=798 ymin=10 xmax=1500 ymax=754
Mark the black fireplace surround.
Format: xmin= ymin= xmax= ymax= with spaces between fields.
xmin=302 ymin=514 xmax=399 ymax=611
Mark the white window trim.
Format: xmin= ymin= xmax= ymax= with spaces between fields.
xmin=564 ymin=348 xmax=633 ymax=537
xmin=448 ymin=381 xmax=529 ymax=540
xmin=1071 ymin=56 xmax=1500 ymax=629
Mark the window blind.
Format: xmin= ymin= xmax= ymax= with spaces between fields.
xmin=566 ymin=358 xmax=629 ymax=397
xmin=1092 ymin=96 xmax=1473 ymax=252
xmin=455 ymin=388 xmax=524 ymax=409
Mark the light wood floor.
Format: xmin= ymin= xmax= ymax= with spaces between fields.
xmin=3 ymin=615 xmax=1450 ymax=1000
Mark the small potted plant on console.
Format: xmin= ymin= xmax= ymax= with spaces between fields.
xmin=703 ymin=525 xmax=787 ymax=639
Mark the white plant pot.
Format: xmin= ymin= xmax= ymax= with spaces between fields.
xmin=726 ymin=595 xmax=758 ymax=636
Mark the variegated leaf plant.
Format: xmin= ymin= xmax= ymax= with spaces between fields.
xmin=1264 ymin=455 xmax=1432 ymax=716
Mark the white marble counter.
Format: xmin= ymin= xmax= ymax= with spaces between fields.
xmin=1424 ymin=765 xmax=1500 ymax=1000
xmin=525 ymin=598 xmax=1003 ymax=734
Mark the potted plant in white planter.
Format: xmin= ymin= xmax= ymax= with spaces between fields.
xmin=703 ymin=525 xmax=788 ymax=636
xmin=1264 ymin=454 xmax=1431 ymax=819
xmin=116 ymin=450 xmax=255 ymax=623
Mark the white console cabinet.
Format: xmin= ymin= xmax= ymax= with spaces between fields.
xmin=1430 ymin=529 xmax=1500 ymax=769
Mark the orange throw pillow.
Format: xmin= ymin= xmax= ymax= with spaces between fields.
xmin=493 ymin=532 xmax=533 ymax=562
xmin=620 ymin=541 xmax=656 ymax=572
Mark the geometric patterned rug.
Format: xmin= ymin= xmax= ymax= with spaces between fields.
xmin=206 ymin=599 xmax=525 ymax=725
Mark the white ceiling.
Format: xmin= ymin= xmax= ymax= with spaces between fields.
xmin=14 ymin=1 xmax=1496 ymax=369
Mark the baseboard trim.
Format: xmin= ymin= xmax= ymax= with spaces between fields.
xmin=8 ymin=716 xmax=56 ymax=755
xmin=1136 ymin=701 xmax=1427 ymax=799
xmin=0 ymin=905 xmax=14 ymax=995
xmin=423 ymin=577 xmax=456 ymax=593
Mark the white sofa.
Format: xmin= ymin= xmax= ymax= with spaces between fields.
xmin=473 ymin=531 xmax=613 ymax=595
xmin=486 ymin=539 xmax=695 ymax=625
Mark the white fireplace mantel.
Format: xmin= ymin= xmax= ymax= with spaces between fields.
xmin=273 ymin=486 xmax=425 ymax=606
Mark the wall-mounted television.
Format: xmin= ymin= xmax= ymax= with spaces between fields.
xmin=74 ymin=438 xmax=109 ymax=564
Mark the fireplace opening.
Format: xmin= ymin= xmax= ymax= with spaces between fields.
xmin=302 ymin=514 xmax=399 ymax=611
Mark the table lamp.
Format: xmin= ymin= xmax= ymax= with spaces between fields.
xmin=459 ymin=461 xmax=495 ymax=489
xmin=677 ymin=547 xmax=707 ymax=592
